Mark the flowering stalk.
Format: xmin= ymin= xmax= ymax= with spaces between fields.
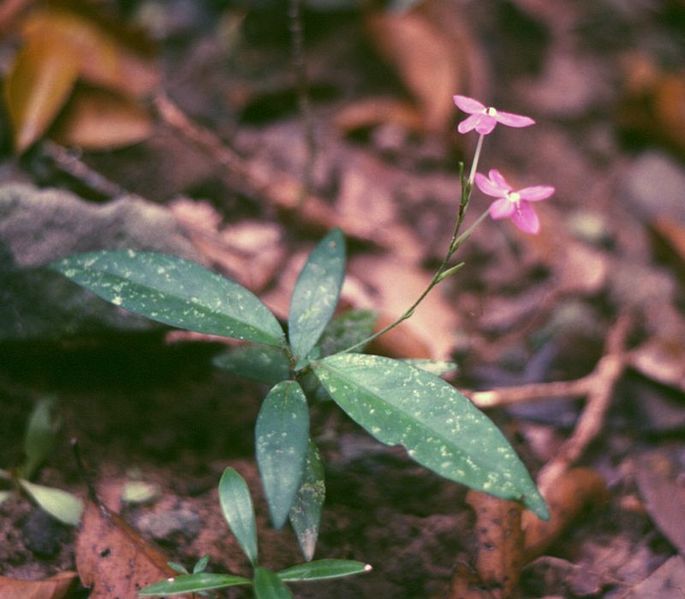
xmin=341 ymin=95 xmax=550 ymax=354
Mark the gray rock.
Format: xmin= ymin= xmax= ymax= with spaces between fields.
xmin=136 ymin=508 xmax=202 ymax=541
xmin=0 ymin=184 xmax=200 ymax=341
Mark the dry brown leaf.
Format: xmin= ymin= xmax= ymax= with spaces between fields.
xmin=629 ymin=336 xmax=685 ymax=393
xmin=4 ymin=32 xmax=80 ymax=152
xmin=463 ymin=491 xmax=524 ymax=599
xmin=653 ymin=73 xmax=685 ymax=156
xmin=523 ymin=468 xmax=608 ymax=561
xmin=76 ymin=499 xmax=192 ymax=598
xmin=23 ymin=8 xmax=158 ymax=98
xmin=634 ymin=449 xmax=685 ymax=557
xmin=364 ymin=8 xmax=459 ymax=133
xmin=53 ymin=88 xmax=153 ymax=149
xmin=334 ymin=96 xmax=424 ymax=135
xmin=0 ymin=571 xmax=78 ymax=599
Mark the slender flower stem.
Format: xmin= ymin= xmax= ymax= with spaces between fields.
xmin=468 ymin=134 xmax=485 ymax=186
xmin=339 ymin=167 xmax=490 ymax=355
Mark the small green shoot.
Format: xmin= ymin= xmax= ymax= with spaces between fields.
xmin=139 ymin=468 xmax=370 ymax=597
xmin=1 ymin=397 xmax=83 ymax=526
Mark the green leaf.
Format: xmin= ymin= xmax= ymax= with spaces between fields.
xmin=316 ymin=309 xmax=376 ymax=357
xmin=289 ymin=441 xmax=325 ymax=561
xmin=256 ymin=381 xmax=310 ymax=529
xmin=213 ymin=345 xmax=291 ymax=386
xmin=278 ymin=559 xmax=372 ymax=582
xmin=0 ymin=491 xmax=11 ymax=506
xmin=167 ymin=562 xmax=189 ymax=575
xmin=402 ymin=359 xmax=458 ymax=377
xmin=138 ymin=572 xmax=251 ymax=595
xmin=19 ymin=479 xmax=83 ymax=526
xmin=218 ymin=467 xmax=259 ymax=565
xmin=312 ymin=354 xmax=549 ymax=519
xmin=288 ymin=229 xmax=346 ymax=360
xmin=254 ymin=567 xmax=293 ymax=599
xmin=21 ymin=396 xmax=59 ymax=480
xmin=51 ymin=250 xmax=285 ymax=346
xmin=193 ymin=555 xmax=210 ymax=574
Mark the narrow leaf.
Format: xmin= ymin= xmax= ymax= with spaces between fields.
xmin=256 ymin=382 xmax=310 ymax=529
xmin=139 ymin=572 xmax=251 ymax=595
xmin=0 ymin=491 xmax=11 ymax=506
xmin=22 ymin=396 xmax=59 ymax=480
xmin=51 ymin=250 xmax=285 ymax=346
xmin=312 ymin=354 xmax=549 ymax=519
xmin=193 ymin=555 xmax=210 ymax=574
xmin=213 ymin=345 xmax=291 ymax=386
xmin=278 ymin=559 xmax=372 ymax=582
xmin=289 ymin=441 xmax=325 ymax=561
xmin=19 ymin=479 xmax=83 ymax=526
xmin=254 ymin=567 xmax=293 ymax=599
xmin=5 ymin=33 xmax=79 ymax=152
xmin=288 ymin=229 xmax=346 ymax=360
xmin=218 ymin=468 xmax=258 ymax=566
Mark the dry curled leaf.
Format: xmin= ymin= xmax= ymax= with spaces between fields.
xmin=5 ymin=6 xmax=158 ymax=152
xmin=364 ymin=7 xmax=459 ymax=133
xmin=52 ymin=87 xmax=154 ymax=150
xmin=0 ymin=571 xmax=77 ymax=599
xmin=76 ymin=499 xmax=192 ymax=598
xmin=5 ymin=32 xmax=80 ymax=152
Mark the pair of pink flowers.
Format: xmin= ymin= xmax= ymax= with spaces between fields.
xmin=454 ymin=95 xmax=554 ymax=235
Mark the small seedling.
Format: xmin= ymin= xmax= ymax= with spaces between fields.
xmin=139 ymin=467 xmax=370 ymax=597
xmin=0 ymin=397 xmax=83 ymax=526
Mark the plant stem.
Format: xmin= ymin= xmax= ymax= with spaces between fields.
xmin=468 ymin=134 xmax=485 ymax=186
xmin=340 ymin=172 xmax=489 ymax=355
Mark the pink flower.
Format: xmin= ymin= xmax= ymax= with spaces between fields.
xmin=454 ymin=95 xmax=535 ymax=135
xmin=475 ymin=169 xmax=554 ymax=234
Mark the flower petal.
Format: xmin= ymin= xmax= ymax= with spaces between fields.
xmin=488 ymin=169 xmax=512 ymax=192
xmin=489 ymin=198 xmax=515 ymax=219
xmin=475 ymin=115 xmax=497 ymax=135
xmin=453 ymin=95 xmax=485 ymax=114
xmin=457 ymin=113 xmax=481 ymax=134
xmin=494 ymin=111 xmax=535 ymax=128
xmin=511 ymin=202 xmax=540 ymax=234
xmin=518 ymin=185 xmax=555 ymax=202
xmin=475 ymin=172 xmax=507 ymax=197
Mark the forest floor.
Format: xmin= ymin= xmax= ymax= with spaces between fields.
xmin=1 ymin=1 xmax=685 ymax=597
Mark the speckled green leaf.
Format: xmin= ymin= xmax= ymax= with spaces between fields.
xmin=288 ymin=229 xmax=346 ymax=360
xmin=213 ymin=345 xmax=291 ymax=386
xmin=278 ymin=559 xmax=371 ymax=582
xmin=256 ymin=381 xmax=309 ymax=529
xmin=19 ymin=479 xmax=83 ymax=526
xmin=219 ymin=467 xmax=258 ymax=566
xmin=254 ymin=567 xmax=293 ymax=599
xmin=139 ymin=572 xmax=251 ymax=596
xmin=289 ymin=441 xmax=325 ymax=561
xmin=51 ymin=250 xmax=285 ymax=346
xmin=312 ymin=354 xmax=549 ymax=519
